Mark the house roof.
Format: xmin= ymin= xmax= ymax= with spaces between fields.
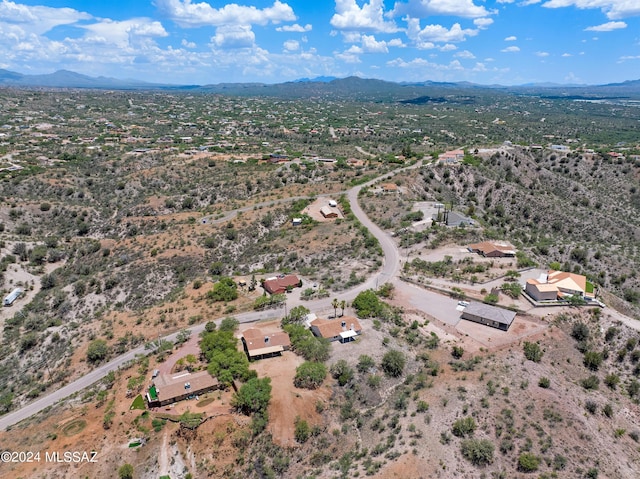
xmin=263 ymin=274 xmax=300 ymax=294
xmin=461 ymin=302 xmax=517 ymax=326
xmin=152 ymin=370 xmax=218 ymax=403
xmin=547 ymin=270 xmax=586 ymax=293
xmin=242 ymin=328 xmax=291 ymax=357
xmin=381 ymin=183 xmax=398 ymax=191
xmin=526 ymin=279 xmax=558 ymax=292
xmin=310 ymin=316 xmax=362 ymax=339
xmin=468 ymin=241 xmax=516 ymax=256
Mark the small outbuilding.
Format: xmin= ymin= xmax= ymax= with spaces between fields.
xmin=320 ymin=205 xmax=338 ymax=218
xmin=460 ymin=302 xmax=516 ymax=331
xmin=3 ymin=288 xmax=22 ymax=307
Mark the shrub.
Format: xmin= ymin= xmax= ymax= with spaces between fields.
xmin=357 ymin=354 xmax=375 ymax=373
xmin=538 ymin=377 xmax=550 ymax=388
xmin=523 ymin=342 xmax=543 ymax=362
xmin=330 ymin=360 xmax=354 ymax=386
xmin=452 ymin=416 xmax=477 ymax=438
xmin=571 ymin=322 xmax=590 ymax=342
xmin=294 ymin=362 xmax=327 ymax=390
xmin=583 ymin=351 xmax=603 ymax=371
xmin=207 ymin=277 xmax=238 ymax=302
xmin=87 ymin=339 xmax=109 ymax=363
xmin=460 ymin=438 xmax=494 ymax=466
xmin=604 ymin=373 xmax=620 ymax=390
xmin=580 ymin=375 xmax=600 ymax=390
xmin=585 ymin=400 xmax=598 ymax=414
xmin=517 ymin=453 xmax=541 ymax=472
xmin=451 ymin=346 xmax=464 ymax=359
xmin=294 ymin=416 xmax=310 ymax=443
xmin=381 ymin=350 xmax=406 ymax=377
xmin=232 ymin=377 xmax=272 ymax=415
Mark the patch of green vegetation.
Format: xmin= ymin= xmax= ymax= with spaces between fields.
xmin=130 ymin=394 xmax=146 ymax=410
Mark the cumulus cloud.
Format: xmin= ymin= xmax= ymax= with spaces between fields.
xmin=474 ymin=17 xmax=493 ymax=29
xmin=0 ymin=0 xmax=91 ymax=35
xmin=181 ymin=39 xmax=196 ymax=48
xmin=211 ymin=24 xmax=255 ymax=49
xmin=501 ymin=45 xmax=520 ymax=52
xmin=276 ymin=23 xmax=312 ymax=32
xmin=535 ymin=51 xmax=550 ymax=56
xmin=81 ymin=19 xmax=168 ymax=48
xmin=584 ymin=21 xmax=627 ymax=32
xmin=391 ymin=0 xmax=493 ymax=18
xmin=455 ymin=50 xmax=476 ymax=59
xmin=155 ymin=0 xmax=296 ymax=28
xmin=405 ymin=17 xmax=479 ymax=44
xmin=330 ymin=0 xmax=398 ymax=33
xmin=542 ymin=0 xmax=640 ymax=20
xmin=504 ymin=35 xmax=517 ymax=41
xmin=361 ymin=35 xmax=389 ymax=53
xmin=283 ymin=39 xmax=299 ymax=51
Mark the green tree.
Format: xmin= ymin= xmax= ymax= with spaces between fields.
xmin=282 ymin=305 xmax=310 ymax=326
xmin=381 ymin=350 xmax=406 ymax=378
xmin=340 ymin=299 xmax=346 ymax=316
xmin=460 ymin=438 xmax=494 ymax=466
xmin=571 ymin=322 xmax=590 ymax=342
xmin=87 ymin=339 xmax=109 ymax=363
xmin=352 ymin=289 xmax=383 ymax=318
xmin=294 ymin=362 xmax=327 ymax=389
xmin=207 ymin=277 xmax=238 ymax=302
xmin=451 ymin=346 xmax=464 ymax=359
xmin=118 ymin=463 xmax=134 ymax=479
xmin=332 ymin=297 xmax=339 ymax=318
xmin=232 ymin=377 xmax=272 ymax=415
xmin=219 ymin=316 xmax=239 ymax=332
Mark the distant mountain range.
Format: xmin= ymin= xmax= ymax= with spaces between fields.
xmin=1 ymin=68 xmax=639 ymax=100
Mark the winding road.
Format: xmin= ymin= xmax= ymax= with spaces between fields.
xmin=0 ymin=158 xmax=443 ymax=431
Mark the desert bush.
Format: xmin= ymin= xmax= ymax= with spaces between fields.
xmin=523 ymin=342 xmax=543 ymax=362
xmin=460 ymin=438 xmax=494 ymax=466
xmin=518 ymin=453 xmax=541 ymax=472
xmin=538 ymin=377 xmax=550 ymax=388
xmin=381 ymin=350 xmax=406 ymax=377
xmin=452 ymin=416 xmax=477 ymax=437
xmin=294 ymin=362 xmax=326 ymax=389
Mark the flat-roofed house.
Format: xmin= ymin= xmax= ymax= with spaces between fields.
xmin=310 ymin=316 xmax=362 ymax=343
xmin=146 ymin=371 xmax=219 ymax=407
xmin=525 ymin=279 xmax=558 ymax=301
xmin=241 ymin=327 xmax=291 ymax=360
xmin=460 ymin=302 xmax=516 ymax=331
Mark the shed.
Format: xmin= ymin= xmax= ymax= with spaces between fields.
xmin=460 ymin=302 xmax=516 ymax=331
xmin=320 ymin=206 xmax=338 ymax=218
xmin=3 ymin=288 xmax=22 ymax=307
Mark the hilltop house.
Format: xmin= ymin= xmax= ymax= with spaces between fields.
xmin=241 ymin=327 xmax=291 ymax=360
xmin=438 ymin=149 xmax=465 ymax=164
xmin=468 ymin=241 xmax=516 ymax=258
xmin=310 ymin=316 xmax=362 ymax=343
xmin=146 ymin=371 xmax=219 ymax=407
xmin=262 ymin=274 xmax=302 ymax=295
xmin=525 ymin=270 xmax=593 ymax=301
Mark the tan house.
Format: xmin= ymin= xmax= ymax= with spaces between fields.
xmin=320 ymin=205 xmax=338 ymax=218
xmin=241 ymin=327 xmax=291 ymax=360
xmin=525 ymin=270 xmax=592 ymax=301
xmin=381 ymin=183 xmax=398 ymax=193
xmin=146 ymin=371 xmax=219 ymax=407
xmin=310 ymin=316 xmax=362 ymax=343
xmin=438 ymin=149 xmax=465 ymax=164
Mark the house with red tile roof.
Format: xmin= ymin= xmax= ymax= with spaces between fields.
xmin=241 ymin=327 xmax=291 ymax=360
xmin=310 ymin=316 xmax=362 ymax=343
xmin=262 ymin=274 xmax=302 ymax=294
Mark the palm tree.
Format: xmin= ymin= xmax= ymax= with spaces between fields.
xmin=340 ymin=300 xmax=346 ymax=317
xmin=331 ymin=298 xmax=339 ymax=318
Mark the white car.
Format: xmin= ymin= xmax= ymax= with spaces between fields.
xmin=458 ymin=301 xmax=469 ymax=307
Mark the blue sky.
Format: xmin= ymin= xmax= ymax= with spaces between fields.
xmin=1 ymin=0 xmax=639 ymax=85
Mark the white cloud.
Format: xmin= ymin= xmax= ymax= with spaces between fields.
xmin=474 ymin=17 xmax=493 ymax=29
xmin=391 ymin=0 xmax=493 ymax=18
xmin=619 ymin=55 xmax=640 ymax=61
xmin=562 ymin=52 xmax=572 ymax=57
xmin=535 ymin=51 xmax=549 ymax=57
xmin=361 ymin=34 xmax=389 ymax=53
xmin=283 ymin=39 xmax=299 ymax=51
xmin=440 ymin=43 xmax=457 ymax=51
xmin=330 ymin=0 xmax=398 ymax=33
xmin=406 ymin=17 xmax=479 ymax=43
xmin=276 ymin=23 xmax=312 ymax=32
xmin=504 ymin=35 xmax=517 ymax=41
xmin=455 ymin=50 xmax=476 ymax=59
xmin=387 ymin=38 xmax=405 ymax=47
xmin=501 ymin=45 xmax=520 ymax=52
xmin=181 ymin=39 xmax=196 ymax=48
xmin=211 ymin=25 xmax=255 ymax=49
xmin=155 ymin=0 xmax=296 ymax=28
xmin=0 ymin=0 xmax=91 ymax=35
xmin=81 ymin=19 xmax=168 ymax=48
xmin=584 ymin=21 xmax=627 ymax=32
xmin=542 ymin=0 xmax=640 ymax=20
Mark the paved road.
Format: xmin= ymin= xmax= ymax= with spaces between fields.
xmin=0 ymin=160 xmax=425 ymax=431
